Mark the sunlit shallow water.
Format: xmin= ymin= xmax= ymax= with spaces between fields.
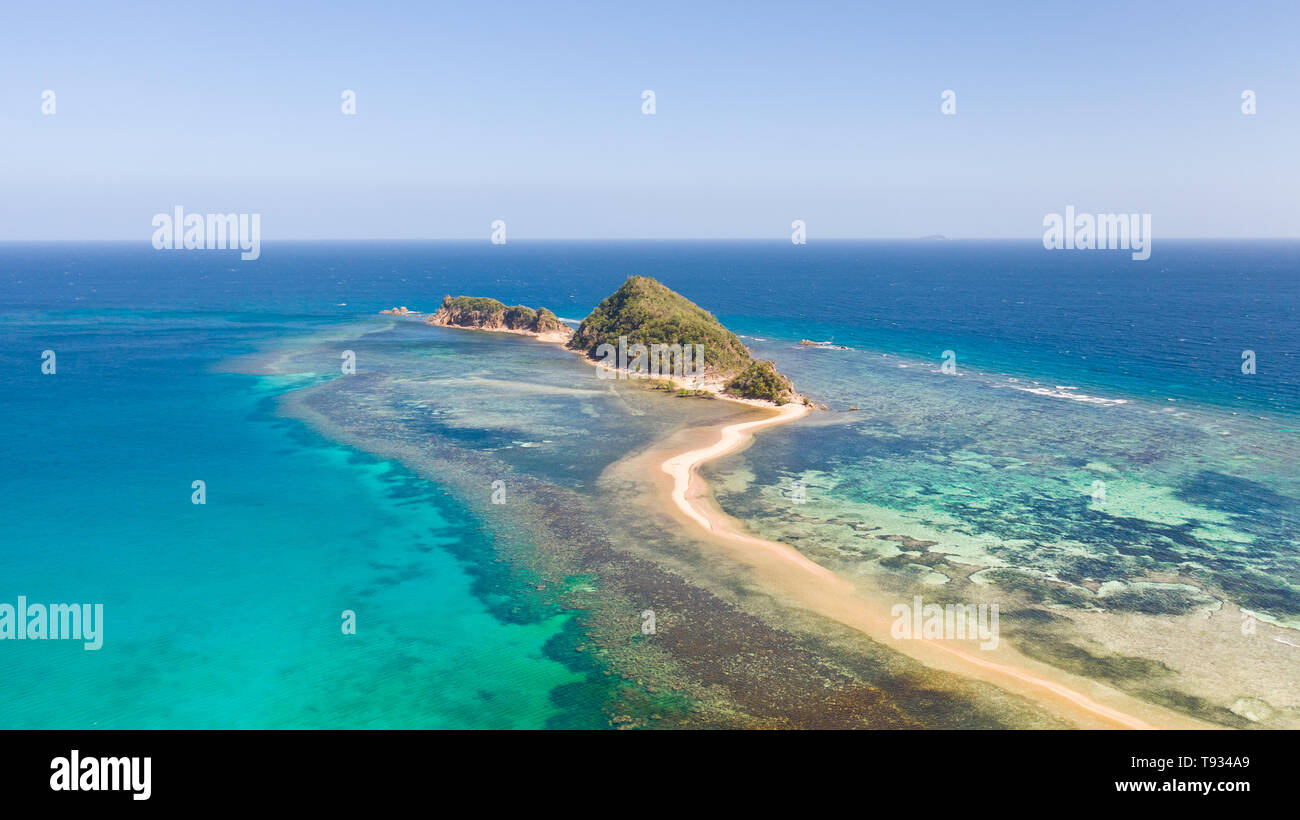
xmin=2 ymin=241 xmax=1296 ymax=727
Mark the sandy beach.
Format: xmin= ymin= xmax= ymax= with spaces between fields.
xmin=418 ymin=317 xmax=1218 ymax=729
xmin=647 ymin=399 xmax=1214 ymax=730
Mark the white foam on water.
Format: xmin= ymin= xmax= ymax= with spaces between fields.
xmin=1008 ymin=385 xmax=1129 ymax=406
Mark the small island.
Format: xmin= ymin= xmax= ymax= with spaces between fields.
xmin=426 ymin=295 xmax=572 ymax=342
xmin=568 ymin=276 xmax=800 ymax=405
xmin=394 ymin=276 xmax=804 ymax=406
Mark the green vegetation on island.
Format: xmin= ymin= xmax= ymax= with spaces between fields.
xmin=424 ymin=276 xmax=800 ymax=405
xmin=567 ymin=276 xmax=752 ymax=376
xmin=648 ymin=379 xmax=716 ymax=399
xmin=428 ymin=295 xmax=569 ymax=335
xmin=724 ymin=359 xmax=796 ymax=405
xmin=566 ymin=276 xmax=798 ymax=403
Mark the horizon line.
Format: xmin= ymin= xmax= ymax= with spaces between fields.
xmin=3 ymin=236 xmax=1299 ymax=243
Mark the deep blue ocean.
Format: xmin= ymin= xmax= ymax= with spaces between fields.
xmin=1 ymin=240 xmax=1296 ymax=727
xmin=4 ymin=240 xmax=1295 ymax=413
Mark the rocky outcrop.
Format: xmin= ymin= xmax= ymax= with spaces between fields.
xmin=426 ymin=295 xmax=572 ymax=338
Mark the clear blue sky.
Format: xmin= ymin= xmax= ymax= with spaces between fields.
xmin=2 ymin=0 xmax=1297 ymax=239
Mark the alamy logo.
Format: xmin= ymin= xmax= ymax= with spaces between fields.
xmin=1241 ymin=349 xmax=1256 ymax=374
xmin=791 ymin=219 xmax=806 ymax=245
xmin=50 ymin=750 xmax=151 ymax=801
xmin=1091 ymin=479 xmax=1107 ymax=507
xmin=890 ymin=595 xmax=999 ymax=650
xmin=791 ymin=479 xmax=807 ymax=505
xmin=0 ymin=596 xmax=103 ymax=649
xmin=1042 ymin=206 xmax=1151 ymax=261
xmin=152 ymin=206 xmax=261 ymax=261
xmin=594 ymin=336 xmax=703 ymax=380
